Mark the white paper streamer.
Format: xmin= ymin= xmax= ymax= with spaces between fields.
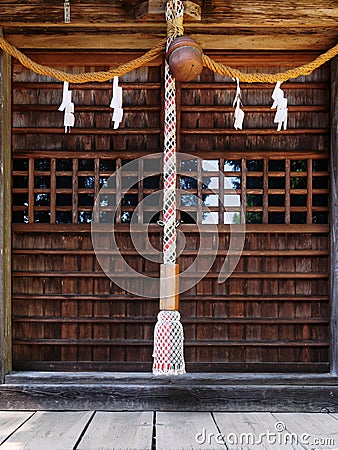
xmin=110 ymin=76 xmax=123 ymax=129
xmin=271 ymin=81 xmax=288 ymax=131
xmin=233 ymin=77 xmax=244 ymax=130
xmin=58 ymin=81 xmax=75 ymax=133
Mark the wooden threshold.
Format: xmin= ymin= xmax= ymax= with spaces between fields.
xmin=1 ymin=371 xmax=338 ymax=411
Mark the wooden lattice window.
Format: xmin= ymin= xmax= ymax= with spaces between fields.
xmin=12 ymin=155 xmax=329 ymax=225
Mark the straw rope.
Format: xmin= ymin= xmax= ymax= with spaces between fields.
xmin=1 ymin=32 xmax=338 ymax=83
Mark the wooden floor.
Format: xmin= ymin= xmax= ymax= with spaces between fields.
xmin=0 ymin=411 xmax=337 ymax=449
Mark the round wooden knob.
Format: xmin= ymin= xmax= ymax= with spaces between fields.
xmin=166 ymin=36 xmax=203 ymax=82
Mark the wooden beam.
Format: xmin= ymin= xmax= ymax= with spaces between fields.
xmin=132 ymin=1 xmax=201 ymax=21
xmin=0 ymin=42 xmax=12 ymax=381
xmin=5 ymin=30 xmax=338 ymax=51
xmin=330 ymin=55 xmax=338 ymax=376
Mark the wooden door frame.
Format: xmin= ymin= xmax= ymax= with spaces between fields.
xmin=0 ymin=51 xmax=337 ymax=411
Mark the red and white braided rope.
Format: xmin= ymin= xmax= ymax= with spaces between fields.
xmin=163 ymin=0 xmax=184 ymax=265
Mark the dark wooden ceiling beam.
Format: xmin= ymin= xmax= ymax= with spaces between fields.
xmin=135 ymin=1 xmax=201 ymax=21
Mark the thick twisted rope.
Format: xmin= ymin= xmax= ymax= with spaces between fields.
xmin=0 ymin=35 xmax=165 ymax=83
xmin=2 ymin=32 xmax=338 ymax=83
xmin=162 ymin=0 xmax=184 ymax=265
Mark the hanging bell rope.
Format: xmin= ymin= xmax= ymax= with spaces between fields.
xmin=1 ymin=31 xmax=338 ymax=83
xmin=152 ymin=0 xmax=185 ymax=376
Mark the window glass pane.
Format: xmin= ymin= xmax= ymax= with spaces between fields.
xmin=180 ymin=176 xmax=198 ymax=190
xmin=224 ymin=211 xmax=240 ymax=224
xmin=268 ymin=160 xmax=285 ymax=172
xmin=34 ymin=176 xmax=50 ymax=189
xmin=246 ymin=194 xmax=262 ymax=207
xmin=13 ymin=176 xmax=28 ymax=188
xmin=224 ymin=195 xmax=240 ymax=207
xmin=269 ymin=194 xmax=285 ymax=206
xmin=180 ymin=159 xmax=197 ymax=172
xmin=143 ymin=176 xmax=160 ymax=189
xmin=246 ymin=160 xmax=263 ymax=172
xmin=56 ymin=212 xmax=72 ymax=224
xmin=100 ymin=159 xmax=116 ymax=172
xmin=56 ymin=176 xmax=72 ymax=189
xmin=224 ymin=176 xmax=241 ymax=189
xmin=312 ymin=212 xmax=329 ymax=224
xmin=78 ymin=194 xmax=94 ymax=207
xmin=246 ymin=212 xmax=262 ymax=224
xmin=202 ymin=211 xmax=219 ymax=224
xmin=180 ymin=211 xmax=196 ymax=224
xmin=79 ymin=176 xmax=95 ymax=189
xmin=203 ymin=194 xmax=218 ymax=207
xmin=79 ymin=160 xmax=94 ymax=171
xmin=247 ymin=177 xmax=263 ymax=189
xmin=291 ymin=177 xmax=306 ymax=189
xmin=181 ymin=194 xmax=198 ymax=207
xmin=35 ymin=159 xmax=50 ymax=171
xmin=268 ymin=177 xmax=285 ymax=189
xmin=291 ymin=160 xmax=307 ymax=172
xmin=291 ymin=212 xmax=307 ymax=224
xmin=268 ymin=212 xmax=284 ymax=224
xmin=312 ymin=160 xmax=328 ymax=172
xmin=13 ymin=159 xmax=28 ymax=171
xmin=35 ymin=193 xmax=50 ymax=206
xmin=313 ymin=194 xmax=328 ymax=207
xmin=291 ymin=194 xmax=307 ymax=206
xmin=34 ymin=211 xmax=50 ymax=223
xmin=202 ymin=160 xmax=219 ymax=171
xmin=56 ymin=159 xmax=72 ymax=171
xmin=203 ymin=176 xmax=219 ymax=190
xmin=313 ymin=177 xmax=328 ymax=189
xmin=224 ymin=160 xmax=241 ymax=172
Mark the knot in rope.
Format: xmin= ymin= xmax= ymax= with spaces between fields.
xmin=167 ymin=16 xmax=184 ymax=39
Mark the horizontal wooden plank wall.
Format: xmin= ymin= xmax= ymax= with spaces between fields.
xmin=11 ymin=52 xmax=330 ymax=372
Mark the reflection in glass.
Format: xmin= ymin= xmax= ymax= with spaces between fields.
xmin=181 ymin=194 xmax=198 ymax=207
xmin=203 ymin=194 xmax=218 ymax=207
xmin=224 ymin=160 xmax=241 ymax=172
xmin=35 ymin=193 xmax=50 ymax=206
xmin=246 ymin=160 xmax=263 ymax=172
xmin=180 ymin=176 xmax=198 ymax=190
xmin=203 ymin=176 xmax=218 ymax=189
xmin=224 ymin=177 xmax=241 ymax=189
xmin=202 ymin=211 xmax=218 ymax=224
xmin=246 ymin=211 xmax=262 ymax=224
xmin=291 ymin=194 xmax=307 ymax=206
xmin=224 ymin=211 xmax=241 ymax=224
xmin=291 ymin=160 xmax=306 ymax=172
xmin=180 ymin=159 xmax=197 ymax=172
xmin=224 ymin=195 xmax=240 ymax=207
xmin=202 ymin=160 xmax=219 ymax=171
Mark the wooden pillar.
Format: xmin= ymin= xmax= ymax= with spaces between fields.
xmin=330 ymin=56 xmax=338 ymax=376
xmin=0 ymin=47 xmax=12 ymax=381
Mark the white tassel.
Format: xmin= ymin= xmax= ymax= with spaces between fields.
xmin=233 ymin=78 xmax=244 ymax=130
xmin=110 ymin=76 xmax=123 ymax=129
xmin=271 ymin=81 xmax=288 ymax=131
xmin=58 ymin=82 xmax=75 ymax=133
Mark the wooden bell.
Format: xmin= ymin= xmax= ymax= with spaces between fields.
xmin=166 ymin=36 xmax=203 ymax=82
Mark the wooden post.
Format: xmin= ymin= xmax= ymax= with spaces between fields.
xmin=0 ymin=44 xmax=12 ymax=381
xmin=160 ymin=263 xmax=179 ymax=310
xmin=330 ymin=56 xmax=338 ymax=376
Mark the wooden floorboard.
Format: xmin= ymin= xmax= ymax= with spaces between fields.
xmin=0 ymin=411 xmax=93 ymax=450
xmin=0 ymin=411 xmax=35 ymax=445
xmin=155 ymin=412 xmax=225 ymax=449
xmin=0 ymin=411 xmax=338 ymax=450
xmin=77 ymin=412 xmax=153 ymax=450
xmin=272 ymin=413 xmax=338 ymax=450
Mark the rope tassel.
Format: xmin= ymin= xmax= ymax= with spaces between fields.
xmin=152 ymin=0 xmax=185 ymax=376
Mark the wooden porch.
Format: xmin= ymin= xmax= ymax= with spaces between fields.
xmin=0 ymin=409 xmax=337 ymax=449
